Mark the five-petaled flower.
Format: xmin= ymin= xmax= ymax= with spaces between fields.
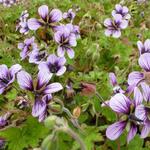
xmin=27 ymin=5 xmax=62 ymax=31
xmin=18 ymin=37 xmax=38 ymax=60
xmin=63 ymin=9 xmax=76 ymax=21
xmin=106 ymin=91 xmax=143 ymax=143
xmin=38 ymin=54 xmax=66 ymax=77
xmin=104 ymin=14 xmax=128 ymax=38
xmin=54 ymin=27 xmax=77 ymax=58
xmin=0 ymin=64 xmax=22 ymax=94
xmin=17 ymin=70 xmax=63 ymax=121
xmin=112 ymin=4 xmax=131 ymax=20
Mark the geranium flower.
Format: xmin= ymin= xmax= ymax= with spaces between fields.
xmin=54 ymin=27 xmax=77 ymax=58
xmin=38 ymin=54 xmax=66 ymax=77
xmin=29 ymin=50 xmax=47 ymax=64
xmin=17 ymin=70 xmax=63 ymax=121
xmin=27 ymin=5 xmax=62 ymax=31
xmin=104 ymin=14 xmax=128 ymax=38
xmin=18 ymin=37 xmax=38 ymax=60
xmin=63 ymin=9 xmax=75 ymax=21
xmin=112 ymin=4 xmax=131 ymax=20
xmin=106 ymin=91 xmax=143 ymax=143
xmin=0 ymin=64 xmax=22 ymax=94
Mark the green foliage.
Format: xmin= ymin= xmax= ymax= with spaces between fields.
xmin=0 ymin=117 xmax=49 ymax=150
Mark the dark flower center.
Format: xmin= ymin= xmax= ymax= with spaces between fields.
xmin=49 ymin=63 xmax=60 ymax=73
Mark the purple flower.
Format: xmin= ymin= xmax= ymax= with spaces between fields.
xmin=54 ymin=27 xmax=77 ymax=58
xmin=109 ymin=72 xmax=125 ymax=94
xmin=63 ymin=9 xmax=76 ymax=21
xmin=18 ymin=37 xmax=38 ymax=60
xmin=27 ymin=5 xmax=62 ymax=31
xmin=38 ymin=54 xmax=66 ymax=76
xmin=135 ymin=105 xmax=150 ymax=138
xmin=104 ymin=14 xmax=128 ymax=38
xmin=29 ymin=50 xmax=48 ymax=64
xmin=106 ymin=93 xmax=143 ymax=143
xmin=112 ymin=4 xmax=131 ymax=20
xmin=17 ymin=70 xmax=63 ymax=95
xmin=54 ymin=23 xmax=80 ymax=39
xmin=0 ymin=64 xmax=22 ymax=94
xmin=0 ymin=138 xmax=5 ymax=149
xmin=16 ymin=10 xmax=29 ymax=35
xmin=0 ymin=112 xmax=11 ymax=128
xmin=2 ymin=0 xmax=16 ymax=7
xmin=17 ymin=70 xmax=63 ymax=121
xmin=137 ymin=39 xmax=150 ymax=55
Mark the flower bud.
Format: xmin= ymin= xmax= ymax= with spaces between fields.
xmin=44 ymin=115 xmax=57 ymax=129
xmin=73 ymin=106 xmax=81 ymax=118
xmin=80 ymin=82 xmax=96 ymax=96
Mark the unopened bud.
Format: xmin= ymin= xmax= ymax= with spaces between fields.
xmin=44 ymin=115 xmax=57 ymax=129
xmin=80 ymin=82 xmax=96 ymax=96
xmin=73 ymin=106 xmax=81 ymax=118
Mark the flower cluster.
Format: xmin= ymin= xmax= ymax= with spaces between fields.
xmin=105 ymin=39 xmax=150 ymax=143
xmin=0 ymin=5 xmax=80 ymax=125
xmin=0 ymin=0 xmax=16 ymax=7
xmin=104 ymin=4 xmax=131 ymax=38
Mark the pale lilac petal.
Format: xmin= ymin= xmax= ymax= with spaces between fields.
xmin=137 ymin=41 xmax=144 ymax=55
xmin=135 ymin=104 xmax=147 ymax=121
xmin=17 ymin=71 xmax=33 ymax=91
xmin=10 ymin=64 xmax=22 ymax=76
xmin=0 ymin=88 xmax=5 ymax=94
xmin=109 ymin=93 xmax=131 ymax=114
xmin=0 ymin=65 xmax=8 ymax=79
xmin=144 ymin=39 xmax=150 ymax=52
xmin=134 ymin=87 xmax=143 ymax=106
xmin=128 ymin=71 xmax=144 ymax=85
xmin=49 ymin=9 xmax=62 ymax=23
xmin=38 ymin=5 xmax=48 ymax=21
xmin=66 ymin=47 xmax=75 ymax=59
xmin=105 ymin=29 xmax=112 ymax=37
xmin=109 ymin=72 xmax=117 ymax=86
xmin=44 ymin=83 xmax=63 ymax=94
xmin=127 ymin=124 xmax=137 ymax=143
xmin=32 ymin=99 xmax=46 ymax=117
xmin=56 ymin=66 xmax=66 ymax=76
xmin=54 ymin=31 xmax=61 ymax=43
xmin=101 ymin=100 xmax=110 ymax=107
xmin=141 ymin=82 xmax=150 ymax=102
xmin=115 ymin=4 xmax=122 ymax=12
xmin=141 ymin=120 xmax=150 ymax=138
xmin=18 ymin=43 xmax=24 ymax=49
xmin=139 ymin=53 xmax=150 ymax=71
xmin=112 ymin=30 xmax=121 ymax=38
xmin=57 ymin=57 xmax=66 ymax=66
xmin=37 ymin=71 xmax=52 ymax=90
xmin=104 ymin=18 xmax=112 ymax=27
xmin=69 ymin=34 xmax=77 ymax=46
xmin=47 ymin=54 xmax=58 ymax=64
xmin=106 ymin=121 xmax=126 ymax=140
xmin=27 ymin=18 xmax=42 ymax=30
xmin=114 ymin=14 xmax=122 ymax=24
xmin=120 ymin=20 xmax=128 ymax=29
xmin=57 ymin=46 xmax=65 ymax=57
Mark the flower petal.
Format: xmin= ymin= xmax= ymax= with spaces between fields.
xmin=57 ymin=46 xmax=65 ymax=57
xmin=134 ymin=87 xmax=143 ymax=106
xmin=36 ymin=71 xmax=52 ymax=90
xmin=127 ymin=124 xmax=137 ymax=143
xmin=27 ymin=18 xmax=42 ymax=30
xmin=38 ymin=5 xmax=49 ymax=21
xmin=56 ymin=66 xmax=66 ymax=76
xmin=44 ymin=83 xmax=63 ymax=94
xmin=109 ymin=72 xmax=117 ymax=87
xmin=66 ymin=47 xmax=75 ymax=59
xmin=17 ymin=71 xmax=33 ymax=91
xmin=139 ymin=53 xmax=150 ymax=71
xmin=141 ymin=120 xmax=150 ymax=138
xmin=141 ymin=82 xmax=150 ymax=102
xmin=10 ymin=64 xmax=22 ymax=76
xmin=106 ymin=121 xmax=127 ymax=140
xmin=128 ymin=71 xmax=144 ymax=85
xmin=109 ymin=93 xmax=131 ymax=114
xmin=32 ymin=99 xmax=46 ymax=117
xmin=135 ymin=104 xmax=147 ymax=121
xmin=49 ymin=9 xmax=62 ymax=23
